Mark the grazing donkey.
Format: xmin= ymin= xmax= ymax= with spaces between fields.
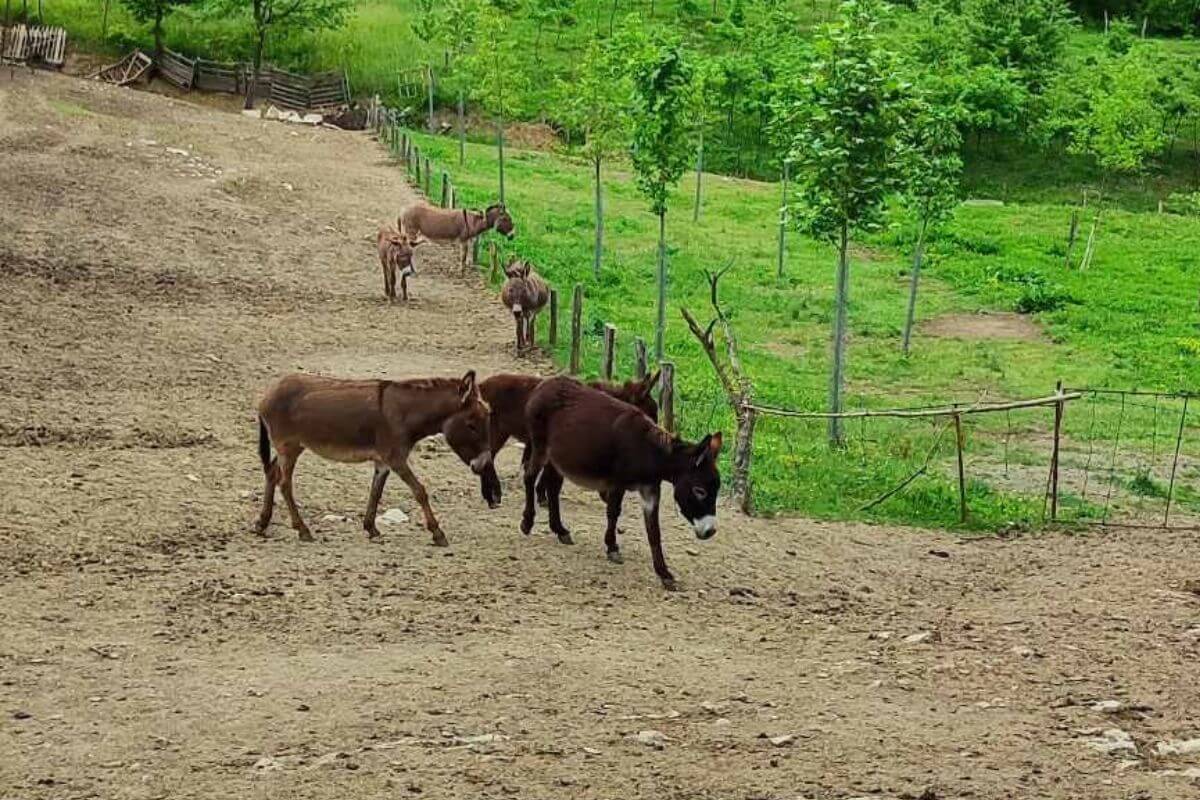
xmin=398 ymin=201 xmax=515 ymax=272
xmin=255 ymin=371 xmax=492 ymax=547
xmin=476 ymin=371 xmax=660 ymax=508
xmin=521 ymin=377 xmax=722 ymax=590
xmin=376 ymin=227 xmax=425 ymax=302
xmin=499 ymin=259 xmax=549 ymax=353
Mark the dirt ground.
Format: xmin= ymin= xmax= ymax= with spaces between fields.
xmin=3 ymin=71 xmax=1200 ymax=800
xmin=922 ymin=313 xmax=1046 ymax=343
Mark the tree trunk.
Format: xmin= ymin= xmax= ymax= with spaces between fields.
xmin=776 ymin=160 xmax=788 ymax=279
xmin=654 ymin=210 xmax=667 ymax=362
xmin=901 ymin=218 xmax=927 ymax=356
xmin=828 ymin=223 xmax=850 ymax=447
xmin=497 ymin=116 xmax=506 ymax=206
xmin=100 ymin=0 xmax=109 ymax=39
xmin=693 ymin=127 xmax=704 ymax=223
xmin=731 ymin=405 xmax=756 ymax=513
xmin=593 ymin=157 xmax=604 ymax=279
xmin=244 ymin=28 xmax=266 ymax=110
xmin=153 ymin=8 xmax=164 ymax=63
xmin=457 ymin=92 xmax=465 ymax=167
xmin=426 ymin=65 xmax=435 ymax=133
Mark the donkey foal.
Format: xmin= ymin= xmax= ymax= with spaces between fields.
xmin=499 ymin=259 xmax=549 ymax=354
xmin=377 ymin=227 xmax=425 ymax=302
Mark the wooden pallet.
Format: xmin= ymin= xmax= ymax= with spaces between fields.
xmin=92 ymin=50 xmax=153 ymax=86
xmin=0 ymin=25 xmax=67 ymax=67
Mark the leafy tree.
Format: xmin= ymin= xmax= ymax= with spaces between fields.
xmin=410 ymin=0 xmax=441 ymax=42
xmin=629 ymin=29 xmax=695 ymax=362
xmin=462 ymin=6 xmax=527 ymax=204
xmin=120 ymin=0 xmax=194 ymax=60
xmin=560 ymin=38 xmax=632 ymax=278
xmin=1042 ymin=43 xmax=1177 ymax=177
xmin=232 ymin=0 xmax=352 ymax=109
xmin=782 ymin=0 xmax=907 ymax=446
xmin=899 ymin=99 xmax=963 ymax=355
xmin=961 ymin=0 xmax=1074 ymax=94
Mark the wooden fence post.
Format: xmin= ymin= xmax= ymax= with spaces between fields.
xmin=548 ymin=289 xmax=558 ymax=347
xmin=488 ymin=241 xmax=498 ymax=279
xmin=423 ymin=156 xmax=432 ymax=196
xmin=954 ymin=412 xmax=968 ymax=523
xmin=450 ymin=186 xmax=457 ymax=209
xmin=570 ymin=283 xmax=583 ymax=375
xmin=441 ymin=171 xmax=449 ymax=207
xmin=634 ymin=338 xmax=648 ymax=380
xmin=400 ymin=133 xmax=408 ymax=165
xmin=660 ymin=361 xmax=676 ymax=433
xmin=602 ymin=324 xmax=616 ymax=381
xmin=413 ymin=147 xmax=421 ymax=185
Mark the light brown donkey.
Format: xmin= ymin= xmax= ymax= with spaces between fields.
xmin=398 ymin=201 xmax=515 ymax=273
xmin=255 ymin=371 xmax=493 ymax=546
xmin=376 ymin=227 xmax=425 ymax=302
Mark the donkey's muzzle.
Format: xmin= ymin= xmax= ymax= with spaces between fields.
xmin=693 ymin=515 xmax=717 ymax=540
xmin=469 ymin=451 xmax=493 ymax=475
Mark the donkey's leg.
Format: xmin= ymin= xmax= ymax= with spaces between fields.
xmin=392 ymin=460 xmax=447 ymax=546
xmin=528 ymin=313 xmax=537 ymax=348
xmin=541 ymin=466 xmax=572 ymax=544
xmin=362 ymin=462 xmax=390 ymax=539
xmin=638 ymin=484 xmax=675 ymax=590
xmin=253 ymin=457 xmax=279 ymax=535
xmin=514 ymin=314 xmax=524 ymax=355
xmin=520 ymin=447 xmax=549 ymax=535
xmin=460 ymin=241 xmax=469 ymax=274
xmin=400 ymin=273 xmax=409 ymax=302
xmin=604 ymin=488 xmax=625 ymax=564
xmin=532 ymin=446 xmax=550 ymax=508
xmin=277 ymin=445 xmax=313 ymax=542
xmin=479 ymin=431 xmax=509 ymax=508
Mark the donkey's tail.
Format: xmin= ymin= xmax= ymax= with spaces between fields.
xmin=257 ymin=416 xmax=272 ymax=473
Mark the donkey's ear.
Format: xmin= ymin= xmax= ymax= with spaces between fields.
xmin=708 ymin=432 xmax=724 ymax=457
xmin=459 ymin=370 xmax=478 ymax=404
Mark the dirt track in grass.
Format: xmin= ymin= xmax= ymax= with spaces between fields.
xmin=2 ymin=70 xmax=1199 ymax=800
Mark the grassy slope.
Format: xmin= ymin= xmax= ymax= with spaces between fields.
xmin=400 ymin=129 xmax=1200 ymax=527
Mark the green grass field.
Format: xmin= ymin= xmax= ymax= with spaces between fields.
xmin=394 ymin=127 xmax=1200 ymax=528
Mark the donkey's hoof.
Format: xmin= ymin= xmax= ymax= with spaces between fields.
xmin=660 ymin=577 xmax=679 ymax=592
xmin=252 ymin=520 xmax=269 ymax=537
xmin=297 ymin=528 xmax=315 ymax=543
xmin=431 ymin=530 xmax=449 ymax=547
xmin=556 ymin=531 xmax=574 ymax=545
xmin=364 ymin=525 xmax=382 ymax=540
xmin=520 ymin=516 xmax=534 ymax=535
xmin=606 ymin=550 xmax=624 ymax=565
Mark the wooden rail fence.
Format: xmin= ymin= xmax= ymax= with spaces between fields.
xmin=154 ymin=49 xmax=349 ymax=111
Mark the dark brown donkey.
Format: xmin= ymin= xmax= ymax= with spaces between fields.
xmin=476 ymin=371 xmax=660 ymax=508
xmin=255 ymin=371 xmax=492 ymax=546
xmin=520 ymin=377 xmax=722 ymax=590
xmin=398 ymin=202 xmax=515 ymax=273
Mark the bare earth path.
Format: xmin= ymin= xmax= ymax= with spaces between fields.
xmin=2 ymin=71 xmax=1199 ymax=800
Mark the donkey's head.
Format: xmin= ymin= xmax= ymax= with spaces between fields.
xmin=503 ymin=257 xmax=531 ymax=281
xmin=670 ymin=432 xmax=723 ymax=540
xmin=441 ymin=370 xmax=493 ymax=476
xmin=610 ymin=370 xmax=661 ymax=422
xmin=397 ymin=233 xmax=427 ymax=277
xmin=485 ymin=204 xmax=515 ymax=239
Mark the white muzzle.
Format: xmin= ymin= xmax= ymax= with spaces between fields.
xmin=692 ymin=515 xmax=717 ymax=540
xmin=469 ymin=451 xmax=493 ymax=474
